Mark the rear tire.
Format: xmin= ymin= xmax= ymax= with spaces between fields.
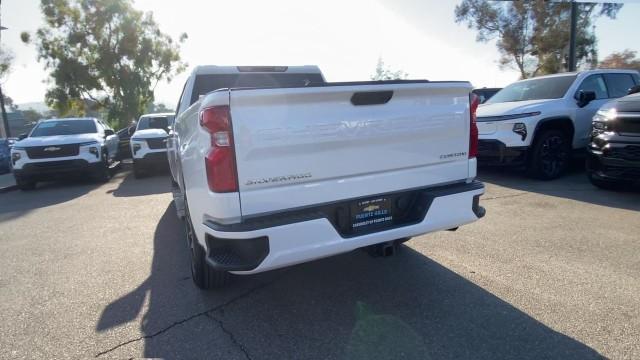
xmin=527 ymin=130 xmax=570 ymax=180
xmin=184 ymin=198 xmax=229 ymax=289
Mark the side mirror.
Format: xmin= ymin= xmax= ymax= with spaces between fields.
xmin=18 ymin=133 xmax=28 ymax=140
xmin=577 ymin=90 xmax=596 ymax=108
xmin=104 ymin=129 xmax=115 ymax=137
xmin=628 ymin=85 xmax=640 ymax=95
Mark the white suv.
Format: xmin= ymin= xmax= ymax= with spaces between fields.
xmin=11 ymin=117 xmax=119 ymax=190
xmin=477 ymin=69 xmax=640 ymax=179
xmin=130 ymin=113 xmax=174 ymax=178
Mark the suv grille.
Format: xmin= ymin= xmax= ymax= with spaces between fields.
xmin=607 ymin=146 xmax=640 ymax=162
xmin=26 ymin=144 xmax=80 ymax=159
xmin=146 ymin=138 xmax=167 ymax=150
xmin=615 ymin=114 xmax=640 ymax=135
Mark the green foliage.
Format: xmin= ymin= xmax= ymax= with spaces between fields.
xmin=371 ymin=58 xmax=408 ymax=81
xmin=25 ymin=0 xmax=187 ymax=128
xmin=0 ymin=47 xmax=14 ymax=81
xmin=22 ymin=109 xmax=45 ymax=124
xmin=455 ymin=0 xmax=622 ymax=78
xmin=600 ymin=49 xmax=640 ymax=71
xmin=146 ymin=102 xmax=174 ymax=114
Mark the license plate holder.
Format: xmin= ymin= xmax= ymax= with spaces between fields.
xmin=350 ymin=197 xmax=394 ymax=233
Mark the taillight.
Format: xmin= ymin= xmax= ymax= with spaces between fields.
xmin=469 ymin=93 xmax=479 ymax=159
xmin=200 ymin=106 xmax=238 ymax=192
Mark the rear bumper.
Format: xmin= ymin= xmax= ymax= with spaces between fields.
xmin=13 ymin=159 xmax=102 ymax=180
xmin=198 ymin=181 xmax=485 ymax=274
xmin=477 ymin=140 xmax=527 ymax=166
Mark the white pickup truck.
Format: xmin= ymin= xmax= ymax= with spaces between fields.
xmin=168 ymin=65 xmax=485 ymax=289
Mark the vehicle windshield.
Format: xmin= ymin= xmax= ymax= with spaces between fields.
xmin=190 ymin=73 xmax=325 ymax=105
xmin=29 ymin=120 xmax=98 ymax=137
xmin=486 ymin=75 xmax=577 ymax=104
xmin=137 ymin=116 xmax=173 ymax=132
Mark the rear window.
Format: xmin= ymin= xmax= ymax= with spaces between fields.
xmin=137 ymin=116 xmax=173 ymax=131
xmin=30 ymin=120 xmax=97 ymax=137
xmin=190 ymin=73 xmax=325 ymax=105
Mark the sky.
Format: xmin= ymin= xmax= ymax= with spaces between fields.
xmin=1 ymin=0 xmax=639 ymax=109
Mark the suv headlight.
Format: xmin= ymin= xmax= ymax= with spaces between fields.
xmin=592 ymin=109 xmax=616 ymax=135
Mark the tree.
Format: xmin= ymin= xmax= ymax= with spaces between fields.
xmin=599 ymin=49 xmax=640 ymax=71
xmin=455 ymin=0 xmax=622 ymax=78
xmin=146 ymin=102 xmax=174 ymax=114
xmin=371 ymin=58 xmax=409 ymax=81
xmin=23 ymin=0 xmax=187 ymax=129
xmin=0 ymin=47 xmax=13 ymax=81
xmin=22 ymin=109 xmax=45 ymax=124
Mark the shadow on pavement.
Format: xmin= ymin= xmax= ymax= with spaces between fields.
xmin=107 ymin=169 xmax=170 ymax=198
xmin=97 ymin=204 xmax=601 ymax=359
xmin=0 ymin=176 xmax=100 ymax=223
xmin=478 ymin=160 xmax=640 ymax=212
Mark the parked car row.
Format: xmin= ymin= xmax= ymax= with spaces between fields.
xmin=6 ymin=113 xmax=174 ymax=190
xmin=476 ymin=69 xmax=640 ymax=184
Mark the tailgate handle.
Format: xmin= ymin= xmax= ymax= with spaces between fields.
xmin=350 ymin=91 xmax=394 ymax=106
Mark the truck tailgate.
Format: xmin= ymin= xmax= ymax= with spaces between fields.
xmin=230 ymin=82 xmax=472 ymax=216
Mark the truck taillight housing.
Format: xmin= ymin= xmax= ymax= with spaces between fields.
xmin=469 ymin=93 xmax=479 ymax=159
xmin=200 ymin=106 xmax=239 ymax=193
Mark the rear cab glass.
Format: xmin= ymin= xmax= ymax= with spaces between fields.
xmin=30 ymin=120 xmax=98 ymax=137
xmin=190 ymin=73 xmax=325 ymax=105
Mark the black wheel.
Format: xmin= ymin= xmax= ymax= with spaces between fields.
xmin=527 ymin=130 xmax=570 ymax=180
xmin=184 ymin=199 xmax=229 ymax=289
xmin=16 ymin=177 xmax=36 ymax=191
xmin=587 ymin=171 xmax=623 ymax=190
xmin=93 ymin=150 xmax=111 ymax=182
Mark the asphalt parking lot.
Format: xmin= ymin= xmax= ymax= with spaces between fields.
xmin=0 ymin=166 xmax=639 ymax=359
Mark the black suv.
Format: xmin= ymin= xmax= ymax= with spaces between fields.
xmin=587 ymin=91 xmax=640 ymax=188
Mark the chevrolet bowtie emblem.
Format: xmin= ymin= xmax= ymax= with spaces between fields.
xmin=363 ymin=205 xmax=380 ymax=212
xmin=43 ymin=146 xmax=61 ymax=152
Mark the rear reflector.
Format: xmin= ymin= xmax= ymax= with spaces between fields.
xmin=200 ymin=106 xmax=239 ymax=193
xmin=469 ymin=93 xmax=480 ymax=159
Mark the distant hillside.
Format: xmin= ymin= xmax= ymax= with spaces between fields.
xmin=15 ymin=102 xmax=51 ymax=113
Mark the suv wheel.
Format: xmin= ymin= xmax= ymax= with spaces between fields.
xmin=528 ymin=130 xmax=570 ymax=180
xmin=184 ymin=199 xmax=229 ymax=289
xmin=94 ymin=150 xmax=111 ymax=182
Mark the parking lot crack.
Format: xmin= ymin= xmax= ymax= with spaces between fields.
xmin=483 ymin=192 xmax=529 ymax=201
xmin=94 ymin=278 xmax=281 ymax=358
xmin=207 ymin=312 xmax=252 ymax=360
